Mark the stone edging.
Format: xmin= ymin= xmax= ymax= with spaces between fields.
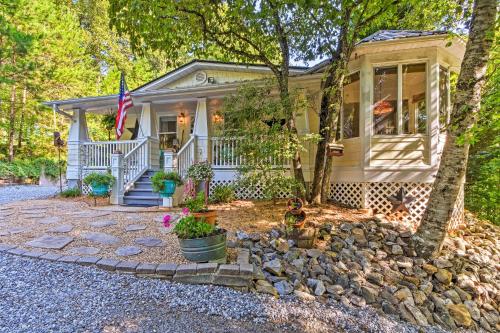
xmin=0 ymin=244 xmax=255 ymax=291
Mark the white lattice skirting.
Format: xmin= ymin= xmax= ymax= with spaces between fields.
xmin=209 ymin=180 xmax=293 ymax=200
xmin=328 ymin=182 xmax=464 ymax=229
xmin=209 ymin=180 xmax=464 ymax=230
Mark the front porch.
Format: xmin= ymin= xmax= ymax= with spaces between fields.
xmin=65 ymin=96 xmax=253 ymax=206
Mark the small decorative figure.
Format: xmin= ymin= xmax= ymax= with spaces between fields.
xmin=388 ymin=187 xmax=415 ymax=213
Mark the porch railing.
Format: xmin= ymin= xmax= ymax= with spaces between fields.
xmin=211 ymin=137 xmax=243 ymax=167
xmin=123 ymin=138 xmax=150 ymax=191
xmin=82 ymin=140 xmax=140 ymax=169
xmin=177 ymin=135 xmax=196 ymax=178
xmin=211 ymin=137 xmax=290 ymax=168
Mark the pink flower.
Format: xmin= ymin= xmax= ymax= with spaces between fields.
xmin=163 ymin=215 xmax=171 ymax=228
xmin=182 ymin=207 xmax=189 ymax=216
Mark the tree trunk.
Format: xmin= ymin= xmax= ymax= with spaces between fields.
xmin=310 ymin=41 xmax=352 ymax=204
xmin=321 ymin=70 xmax=347 ymax=202
xmin=8 ymin=82 xmax=17 ymax=162
xmin=17 ymin=85 xmax=27 ymax=149
xmin=414 ymin=0 xmax=497 ymax=258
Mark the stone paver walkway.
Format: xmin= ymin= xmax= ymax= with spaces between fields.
xmin=26 ymin=235 xmax=74 ymax=250
xmin=0 ymin=198 xmax=187 ymax=264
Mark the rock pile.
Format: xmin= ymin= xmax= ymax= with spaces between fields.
xmin=237 ymin=213 xmax=499 ymax=331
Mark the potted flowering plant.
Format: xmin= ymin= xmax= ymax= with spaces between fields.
xmin=184 ymin=191 xmax=217 ymax=225
xmin=185 ymin=161 xmax=217 ymax=224
xmin=83 ymin=172 xmax=115 ymax=197
xmin=163 ymin=208 xmax=226 ymax=262
xmin=151 ymin=171 xmax=183 ymax=197
xmin=186 ymin=161 xmax=214 ymax=204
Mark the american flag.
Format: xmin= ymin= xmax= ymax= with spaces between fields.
xmin=115 ymin=72 xmax=133 ymax=139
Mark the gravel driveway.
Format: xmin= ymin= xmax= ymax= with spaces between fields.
xmin=0 ymin=185 xmax=58 ymax=205
xmin=0 ymin=254 xmax=440 ymax=333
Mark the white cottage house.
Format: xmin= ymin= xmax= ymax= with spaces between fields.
xmin=44 ymin=30 xmax=466 ymax=227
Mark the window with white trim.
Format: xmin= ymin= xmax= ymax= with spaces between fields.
xmin=372 ymin=63 xmax=427 ymax=135
xmin=342 ymin=72 xmax=360 ymax=139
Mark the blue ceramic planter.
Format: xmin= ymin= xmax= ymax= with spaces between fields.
xmin=160 ymin=180 xmax=177 ymax=198
xmin=91 ymin=183 xmax=109 ymax=197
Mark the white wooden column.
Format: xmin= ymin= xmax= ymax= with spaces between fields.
xmin=428 ymin=51 xmax=440 ymax=167
xmin=360 ymin=55 xmax=372 ymax=172
xmin=66 ymin=108 xmax=89 ymax=189
xmin=193 ymin=98 xmax=209 ymax=162
xmin=110 ymin=152 xmax=124 ymax=205
xmin=138 ymin=102 xmax=160 ymax=169
xmin=138 ymin=102 xmax=157 ymax=138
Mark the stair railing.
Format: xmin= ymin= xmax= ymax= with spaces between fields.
xmin=122 ymin=138 xmax=150 ymax=192
xmin=177 ymin=135 xmax=196 ymax=179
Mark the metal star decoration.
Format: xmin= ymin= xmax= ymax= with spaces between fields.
xmin=387 ymin=187 xmax=415 ymax=213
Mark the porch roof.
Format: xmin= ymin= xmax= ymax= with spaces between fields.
xmin=43 ymin=59 xmax=309 ymax=113
xmin=43 ymin=80 xmax=252 ymax=114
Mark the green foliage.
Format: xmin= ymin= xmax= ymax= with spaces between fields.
xmin=60 ymin=187 xmax=81 ymax=198
xmin=173 ymin=214 xmax=215 ymax=239
xmin=466 ymin=150 xmax=499 ymax=225
xmin=186 ymin=161 xmax=214 ymax=183
xmin=151 ymin=171 xmax=183 ymax=192
xmin=465 ymin=36 xmax=499 ymax=225
xmin=82 ymin=172 xmax=115 ymax=187
xmin=0 ymin=158 xmax=62 ymax=180
xmin=220 ymin=83 xmax=310 ymax=202
xmin=0 ymin=0 xmax=177 ymax=161
xmin=210 ymin=184 xmax=236 ymax=204
xmin=184 ymin=191 xmax=206 ymax=213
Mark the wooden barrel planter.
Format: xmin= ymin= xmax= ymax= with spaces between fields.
xmin=287 ymin=227 xmax=317 ymax=249
xmin=178 ymin=229 xmax=227 ymax=262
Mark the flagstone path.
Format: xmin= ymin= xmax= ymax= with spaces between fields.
xmin=0 ymin=198 xmax=189 ymax=264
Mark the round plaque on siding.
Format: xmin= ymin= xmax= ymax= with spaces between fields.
xmin=194 ymin=71 xmax=207 ymax=84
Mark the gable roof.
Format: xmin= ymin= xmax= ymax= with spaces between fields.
xmin=133 ymin=59 xmax=308 ymax=92
xmin=358 ymin=30 xmax=447 ymax=44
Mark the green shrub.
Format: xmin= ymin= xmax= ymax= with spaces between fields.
xmin=466 ymin=149 xmax=499 ymax=225
xmin=151 ymin=171 xmax=183 ymax=192
xmin=60 ymin=188 xmax=82 ymax=198
xmin=210 ymin=184 xmax=235 ymax=203
xmin=184 ymin=191 xmax=206 ymax=212
xmin=83 ymin=172 xmax=115 ymax=187
xmin=173 ymin=214 xmax=215 ymax=239
xmin=0 ymin=158 xmax=63 ymax=180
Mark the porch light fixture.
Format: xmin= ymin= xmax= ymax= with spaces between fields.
xmin=212 ymin=113 xmax=224 ymax=123
xmin=177 ymin=112 xmax=186 ymax=124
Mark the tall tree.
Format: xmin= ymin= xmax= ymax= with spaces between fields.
xmin=413 ymin=0 xmax=497 ymax=258
xmin=109 ymin=0 xmax=312 ymax=189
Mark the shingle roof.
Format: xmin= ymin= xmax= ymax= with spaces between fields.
xmin=358 ymin=30 xmax=447 ymax=44
xmin=305 ymin=30 xmax=449 ymax=73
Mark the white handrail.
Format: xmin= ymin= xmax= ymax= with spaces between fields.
xmin=123 ymin=138 xmax=149 ymax=191
xmin=177 ymin=135 xmax=196 ymax=178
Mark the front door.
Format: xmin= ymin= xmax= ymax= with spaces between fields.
xmin=159 ymin=116 xmax=177 ymax=150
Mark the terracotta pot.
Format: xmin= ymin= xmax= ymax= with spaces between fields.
xmin=192 ymin=210 xmax=218 ymax=225
xmin=285 ymin=210 xmax=306 ymax=229
xmin=287 ymin=198 xmax=304 ymax=214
